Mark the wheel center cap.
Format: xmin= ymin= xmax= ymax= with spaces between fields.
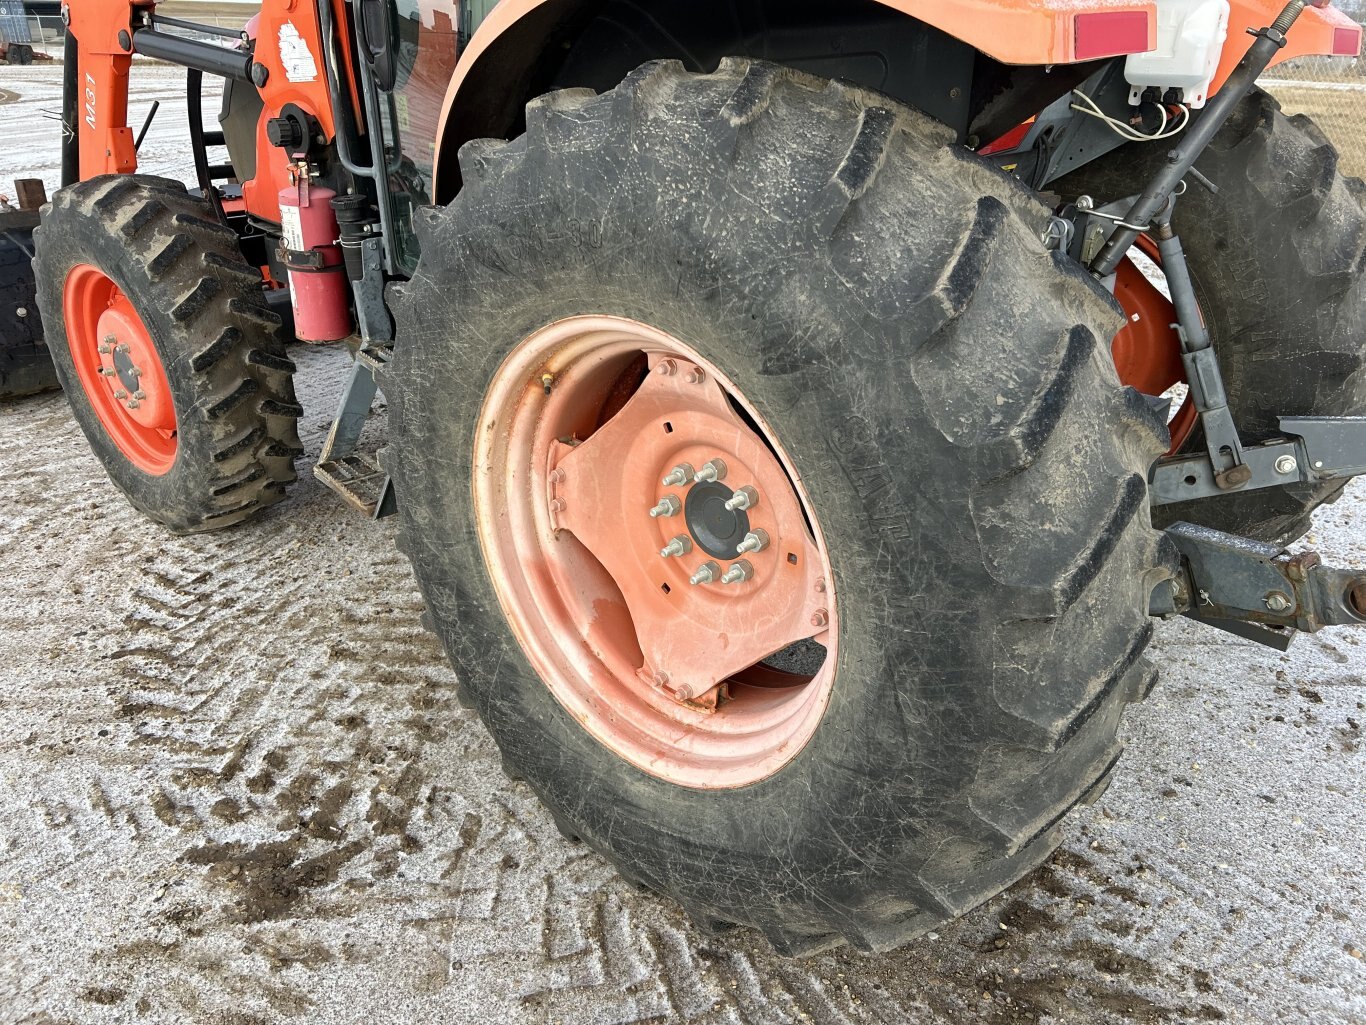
xmin=685 ymin=480 xmax=751 ymax=559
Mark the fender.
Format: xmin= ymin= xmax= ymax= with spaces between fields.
xmin=432 ymin=0 xmax=1359 ymax=199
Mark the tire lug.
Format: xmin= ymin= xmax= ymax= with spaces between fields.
xmin=662 ymin=463 xmax=695 ymax=487
xmin=660 ymin=535 xmax=693 ymax=559
xmin=735 ymin=529 xmax=770 ymax=556
xmin=689 ymin=561 xmax=721 ymax=586
xmin=724 ymin=486 xmax=758 ymax=512
xmin=696 ymin=459 xmax=727 ymax=483
xmin=650 ymin=495 xmax=682 ymax=519
xmin=721 ymin=561 xmax=754 ymax=585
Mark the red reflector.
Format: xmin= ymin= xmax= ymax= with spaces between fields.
xmin=1074 ymin=11 xmax=1151 ymax=61
xmin=1333 ymin=26 xmax=1361 ymax=57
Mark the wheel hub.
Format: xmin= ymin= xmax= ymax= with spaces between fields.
xmin=473 ymin=315 xmax=838 ymax=788
xmin=683 ymin=480 xmax=752 ymax=559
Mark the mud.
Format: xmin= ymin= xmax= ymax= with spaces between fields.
xmin=0 ymin=63 xmax=1363 ymax=1025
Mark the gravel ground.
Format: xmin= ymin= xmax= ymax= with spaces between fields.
xmin=1 ymin=64 xmax=1364 ymax=1025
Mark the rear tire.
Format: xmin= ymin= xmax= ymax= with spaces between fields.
xmin=387 ymin=60 xmax=1175 ymax=953
xmin=1057 ymin=88 xmax=1366 ymax=544
xmin=34 ymin=175 xmax=302 ymax=533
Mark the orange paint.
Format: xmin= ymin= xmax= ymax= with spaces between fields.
xmin=1213 ymin=0 xmax=1362 ymax=94
xmin=66 ymin=0 xmax=143 ymax=178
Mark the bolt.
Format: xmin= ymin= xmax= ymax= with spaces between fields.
xmin=1275 ymin=455 xmax=1298 ymax=476
xmin=113 ymin=389 xmax=128 ymax=400
xmin=1076 ymin=195 xmax=1095 ymax=211
xmin=115 ymin=344 xmax=130 ymax=354
xmin=98 ymin=343 xmax=112 ymax=354
xmin=15 ymin=307 xmax=26 ymax=318
xmin=1314 ymin=460 xmax=1324 ymax=470
xmin=662 ymin=463 xmax=695 ymax=487
xmin=126 ymin=399 xmax=140 ymax=409
xmin=735 ymin=529 xmax=770 ymax=556
xmin=549 ymin=498 xmax=567 ymax=514
xmin=133 ymin=390 xmax=145 ymax=400
xmin=655 ymin=359 xmax=678 ymax=377
xmin=724 ymin=486 xmax=758 ymax=512
xmin=548 ymin=468 xmax=567 ymax=484
xmin=661 ymin=535 xmax=693 ymax=559
xmin=129 ymin=367 xmax=142 ymax=378
xmin=1264 ymin=591 xmax=1294 ymax=613
xmin=696 ymin=459 xmax=727 ymax=484
xmin=690 ymin=561 xmax=721 ymax=586
xmin=811 ymin=609 xmax=829 ymax=629
xmin=686 ymin=367 xmax=706 ymax=385
xmin=815 ymin=578 xmax=827 ymax=594
xmin=650 ymin=495 xmax=682 ymax=519
xmin=721 ymin=561 xmax=754 ymax=585
xmin=98 ymin=367 xmax=116 ymax=377
xmin=103 ymin=333 xmax=116 ymax=345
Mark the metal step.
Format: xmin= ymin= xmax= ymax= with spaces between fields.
xmin=314 ymin=453 xmax=392 ymax=518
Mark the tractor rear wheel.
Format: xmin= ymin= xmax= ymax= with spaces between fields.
xmin=386 ymin=60 xmax=1174 ymax=953
xmin=34 ymin=175 xmax=302 ymax=533
xmin=1057 ymin=88 xmax=1366 ymax=544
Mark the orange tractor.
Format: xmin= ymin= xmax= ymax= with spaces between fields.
xmin=29 ymin=0 xmax=1366 ymax=953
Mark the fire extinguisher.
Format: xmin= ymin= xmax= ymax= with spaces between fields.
xmin=279 ymin=165 xmax=353 ymax=342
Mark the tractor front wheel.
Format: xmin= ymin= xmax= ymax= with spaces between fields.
xmin=387 ymin=60 xmax=1174 ymax=954
xmin=34 ymin=176 xmax=302 ymax=533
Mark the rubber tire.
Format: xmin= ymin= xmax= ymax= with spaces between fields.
xmin=385 ymin=60 xmax=1176 ymax=955
xmin=34 ymin=175 xmax=303 ymax=533
xmin=0 ymin=218 xmax=56 ymax=398
xmin=1055 ymin=88 xmax=1366 ymax=544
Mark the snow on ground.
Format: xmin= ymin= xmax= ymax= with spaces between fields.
xmin=1 ymin=63 xmax=1364 ymax=1025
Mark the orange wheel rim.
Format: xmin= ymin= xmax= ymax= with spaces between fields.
xmin=473 ymin=316 xmax=838 ymax=789
xmin=63 ymin=264 xmax=178 ymax=475
xmin=1111 ymin=236 xmax=1197 ymax=454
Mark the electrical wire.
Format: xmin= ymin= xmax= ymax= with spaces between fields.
xmin=1069 ymin=88 xmax=1192 ymax=143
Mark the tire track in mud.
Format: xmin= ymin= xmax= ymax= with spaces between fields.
xmin=2 ymin=343 xmax=1363 ymax=1025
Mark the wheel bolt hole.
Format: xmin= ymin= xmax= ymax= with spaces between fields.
xmin=787 ymin=553 xmax=798 ymax=566
xmin=663 ymin=422 xmax=674 ymax=434
xmin=661 ymin=582 xmax=672 ymax=595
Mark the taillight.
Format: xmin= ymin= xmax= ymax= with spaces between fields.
xmin=1074 ymin=10 xmax=1153 ymax=61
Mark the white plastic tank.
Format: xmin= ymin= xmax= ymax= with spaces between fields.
xmin=1125 ymin=0 xmax=1231 ymax=108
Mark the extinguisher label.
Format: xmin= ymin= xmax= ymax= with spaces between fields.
xmin=280 ymin=204 xmax=306 ymax=253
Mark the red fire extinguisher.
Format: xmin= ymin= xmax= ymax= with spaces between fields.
xmin=279 ymin=166 xmax=353 ymax=342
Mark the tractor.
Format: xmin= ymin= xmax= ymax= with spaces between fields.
xmin=27 ymin=0 xmax=1366 ymax=954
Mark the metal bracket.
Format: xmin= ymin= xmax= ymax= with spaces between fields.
xmin=1153 ymin=522 xmax=1366 ymax=649
xmin=1152 ymin=416 xmax=1366 ymax=505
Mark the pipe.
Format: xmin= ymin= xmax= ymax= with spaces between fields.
xmin=130 ymin=27 xmax=256 ymax=83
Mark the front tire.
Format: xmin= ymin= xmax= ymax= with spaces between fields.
xmin=387 ymin=60 xmax=1174 ymax=953
xmin=34 ymin=176 xmax=302 ymax=533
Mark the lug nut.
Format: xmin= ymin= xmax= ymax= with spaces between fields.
xmin=655 ymin=359 xmax=678 ymax=377
xmin=129 ymin=367 xmax=142 ymax=378
xmin=127 ymin=399 xmax=140 ymax=409
xmin=696 ymin=459 xmax=727 ymax=483
xmin=662 ymin=463 xmax=695 ymax=487
xmin=98 ymin=367 xmax=115 ymax=377
xmin=98 ymin=343 xmax=112 ymax=354
xmin=686 ymin=367 xmax=706 ymax=384
xmin=115 ymin=344 xmax=131 ymax=354
xmin=811 ymin=609 xmax=829 ymax=629
xmin=650 ymin=495 xmax=682 ymax=519
xmin=725 ymin=486 xmax=758 ymax=512
xmin=113 ymin=389 xmax=128 ymax=400
xmin=661 ymin=535 xmax=693 ymax=559
xmin=1275 ymin=455 xmax=1298 ymax=476
xmin=133 ymin=390 xmax=146 ymax=400
xmin=102 ymin=333 xmax=116 ymax=345
xmin=690 ymin=561 xmax=721 ymax=586
xmin=721 ymin=561 xmax=754 ymax=585
xmin=735 ymin=529 xmax=770 ymax=556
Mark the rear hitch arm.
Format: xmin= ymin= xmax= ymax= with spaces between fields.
xmin=1153 ymin=522 xmax=1366 ymax=650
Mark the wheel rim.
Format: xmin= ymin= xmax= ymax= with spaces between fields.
xmin=473 ymin=315 xmax=838 ymax=789
xmin=63 ymin=264 xmax=178 ymax=475
xmin=1112 ymin=237 xmax=1197 ymax=454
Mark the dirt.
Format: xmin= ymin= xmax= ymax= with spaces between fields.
xmin=0 ymin=63 xmax=1364 ymax=1025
